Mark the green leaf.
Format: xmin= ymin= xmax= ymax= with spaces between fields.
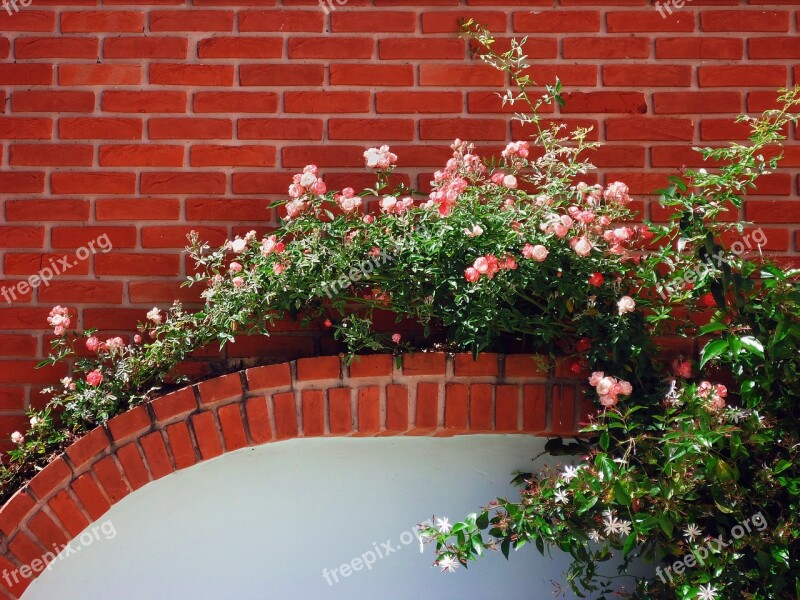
xmin=599 ymin=431 xmax=609 ymax=451
xmin=740 ymin=335 xmax=765 ymax=357
xmin=699 ymin=322 xmax=727 ymax=335
xmin=700 ymin=338 xmax=729 ymax=368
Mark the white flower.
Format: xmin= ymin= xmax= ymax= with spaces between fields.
xmin=588 ymin=529 xmax=601 ymax=543
xmin=463 ymin=224 xmax=484 ymax=238
xmin=602 ymin=510 xmax=619 ymax=536
xmin=146 ymin=307 xmax=162 ymax=325
xmin=554 ymin=489 xmax=569 ymax=504
xmin=60 ymin=376 xmax=72 ymax=388
xmin=562 ymin=465 xmax=580 ymax=483
xmin=684 ymin=523 xmax=702 ymax=542
xmin=617 ymin=295 xmax=636 ymax=315
xmin=10 ymin=431 xmax=24 ymax=444
xmin=616 ymin=520 xmax=632 ymax=537
xmin=438 ymin=555 xmax=459 ymax=573
xmin=697 ymin=584 xmax=718 ymax=600
xmin=29 ymin=416 xmax=39 ymax=428
xmin=436 ymin=517 xmax=452 ymax=534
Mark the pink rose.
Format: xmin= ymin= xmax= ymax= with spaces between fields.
xmin=288 ymin=183 xmax=304 ymax=198
xmin=391 ymin=333 xmax=402 ymax=344
xmin=502 ymin=175 xmax=518 ymax=189
xmin=10 ymin=431 xmax=24 ymax=444
xmin=599 ymin=395 xmax=618 ymax=408
xmin=571 ymin=236 xmax=593 ymax=257
xmin=86 ymin=370 xmax=103 ymax=387
xmin=473 ymin=257 xmax=489 ymax=274
xmin=617 ymin=296 xmax=636 ymax=315
xmin=310 ymin=179 xmax=327 ymax=195
xmin=596 ymin=377 xmax=615 ymax=396
xmin=86 ymin=336 xmax=100 ymax=352
xmin=588 ymin=371 xmax=604 ymax=386
xmin=229 ymin=262 xmax=243 ymax=273
xmin=233 ymin=277 xmax=244 ymax=288
xmin=464 ymin=267 xmax=480 ymax=283
xmin=134 ymin=334 xmax=142 ymax=344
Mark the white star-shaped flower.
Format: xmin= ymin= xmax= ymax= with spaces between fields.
xmin=554 ymin=489 xmax=569 ymax=504
xmin=588 ymin=529 xmax=601 ymax=543
xmin=562 ymin=465 xmax=580 ymax=482
xmin=684 ymin=523 xmax=702 ymax=542
xmin=616 ymin=520 xmax=632 ymax=537
xmin=697 ymin=584 xmax=718 ymax=600
xmin=436 ymin=517 xmax=452 ymax=534
xmin=438 ymin=555 xmax=459 ymax=573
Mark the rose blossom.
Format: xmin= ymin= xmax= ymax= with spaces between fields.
xmin=233 ymin=277 xmax=244 ymax=288
xmin=571 ymin=236 xmax=593 ymax=257
xmin=502 ymin=175 xmax=518 ymax=189
xmin=464 ymin=225 xmax=484 ymax=238
xmin=589 ymin=272 xmax=604 ymax=287
xmin=392 ymin=333 xmax=402 ymax=344
xmin=85 ymin=336 xmax=100 ymax=352
xmin=603 ymin=181 xmax=631 ymax=204
xmin=310 ymin=178 xmax=327 ymax=196
xmin=672 ymin=359 xmax=692 ymax=379
xmin=617 ymin=296 xmax=636 ymax=315
xmin=364 ymin=145 xmax=397 ymax=169
xmin=86 ymin=370 xmax=103 ymax=387
xmin=10 ymin=432 xmax=24 ymax=445
xmin=522 ymin=244 xmax=549 ymax=262
xmin=147 ymin=307 xmax=162 ymax=325
xmin=134 ymin=334 xmax=143 ymax=344
xmin=464 ymin=267 xmax=480 ymax=283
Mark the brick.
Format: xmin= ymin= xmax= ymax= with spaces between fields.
xmin=357 ymin=386 xmax=380 ymax=434
xmin=349 ymin=354 xmax=393 ymax=378
xmin=297 ymin=356 xmax=340 ymax=381
xmin=564 ymin=37 xmax=649 ymax=59
xmin=28 ymin=510 xmax=69 ymax=550
xmin=301 ymin=390 xmax=325 ymax=436
xmin=379 ymin=38 xmax=465 ymax=60
xmin=0 ymin=173 xmax=45 ymax=194
xmin=334 ymin=11 xmax=415 ymax=32
xmin=561 ymin=92 xmax=647 ymax=114
xmin=150 ymin=63 xmax=233 ymax=86
xmin=99 ymin=144 xmax=183 ymax=167
xmin=218 ymin=403 xmax=248 ymax=450
xmin=330 ymin=64 xmax=413 ymax=87
xmin=420 ymin=64 xmax=504 ymax=87
xmin=141 ymin=172 xmax=226 ymax=194
xmin=195 ymin=92 xmax=278 ymax=113
xmin=273 ymin=392 xmax=298 ymax=440
xmin=246 ymin=362 xmax=292 ymax=391
xmin=104 ymin=36 xmax=187 ymax=59
xmin=102 ymin=91 xmax=186 ymax=113
xmin=607 ymin=117 xmax=694 ymax=141
xmin=603 ymin=65 xmax=691 ymax=87
xmin=15 ymin=37 xmax=98 ymax=59
xmin=61 ymin=11 xmax=144 ymax=32
xmin=653 ymin=92 xmax=742 ymax=115
xmin=60 ymin=117 xmax=142 ymax=140
xmin=11 ymin=144 xmax=93 ymax=166
xmin=0 ymin=490 xmax=36 ymax=537
xmin=522 ymin=384 xmax=547 ymax=433
xmin=551 ymin=385 xmax=576 ymax=434
xmin=328 ymin=387 xmax=352 ymax=435
xmin=191 ymin=411 xmax=223 ymax=460
xmin=198 ymin=37 xmax=282 ymax=58
xmin=699 ymin=66 xmax=787 ymax=88
xmin=701 ymin=10 xmax=789 ymax=32
xmin=48 ymin=489 xmax=90 ymax=538
xmin=151 ymin=387 xmax=197 ymax=422
xmin=0 ymin=11 xmax=55 ymax=32
xmin=8 ymin=530 xmax=46 ymax=567
xmin=71 ymin=473 xmax=111 ymax=521
xmin=239 ymin=10 xmax=323 ymax=32
xmin=0 ymin=64 xmax=52 ymax=85
xmin=377 ymin=92 xmax=462 ymax=114
xmin=150 ymin=10 xmax=233 ymax=31
xmin=149 ymin=118 xmax=232 ymax=140
xmin=514 ymin=10 xmax=599 ymax=32
xmin=92 ymin=456 xmax=130 ymax=503
xmin=245 ymin=396 xmax=272 ymax=444
xmin=328 ymin=118 xmax=414 ymax=141
xmin=607 ymin=10 xmax=694 ymax=32
xmin=444 ymin=383 xmax=467 ymax=430
xmin=402 ymin=352 xmax=446 ymax=376
xmin=656 ymin=37 xmax=742 ymax=60
xmin=165 ymin=422 xmax=197 ymax=470
xmin=0 ymin=117 xmax=52 ymax=139
xmin=190 ymin=145 xmax=275 ymax=167
xmin=197 ymin=372 xmax=243 ymax=406
xmin=495 ymin=385 xmax=519 ymax=432
xmin=454 ymin=353 xmax=499 ymax=377
xmin=116 ymin=443 xmax=150 ymax=491
xmin=139 ymin=432 xmax=174 ymax=480
xmin=415 ymin=382 xmax=439 ymax=431
xmin=6 ymin=199 xmax=88 ymax=222
xmin=288 ymin=37 xmax=373 ymax=59
xmin=107 ymin=405 xmax=151 ymax=442
xmin=386 ymin=384 xmax=408 ymax=433
xmin=65 ymin=426 xmax=110 ymax=468
xmin=28 ymin=457 xmax=71 ymax=500
xmin=750 ymin=37 xmax=800 ymax=59
xmin=59 ymin=64 xmax=141 ymax=85
xmin=285 ymin=91 xmax=370 ymax=113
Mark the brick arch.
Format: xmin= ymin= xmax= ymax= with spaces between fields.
xmin=0 ymin=353 xmax=588 ymax=599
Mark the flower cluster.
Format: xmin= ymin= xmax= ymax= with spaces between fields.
xmin=697 ymin=381 xmax=728 ymax=410
xmin=364 ymin=145 xmax=397 ymax=170
xmin=464 ymin=253 xmax=518 ymax=283
xmin=47 ymin=306 xmax=71 ymax=336
xmin=589 ymin=371 xmax=633 ymax=408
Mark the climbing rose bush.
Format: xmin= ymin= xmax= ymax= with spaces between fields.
xmin=1 ymin=22 xmax=798 ymax=600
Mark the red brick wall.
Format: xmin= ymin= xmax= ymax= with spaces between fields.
xmin=1 ymin=2 xmax=799 ymax=442
xmin=0 ymin=353 xmax=582 ymax=599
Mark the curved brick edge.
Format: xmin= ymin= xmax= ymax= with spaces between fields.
xmin=0 ymin=353 xmax=591 ymax=599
